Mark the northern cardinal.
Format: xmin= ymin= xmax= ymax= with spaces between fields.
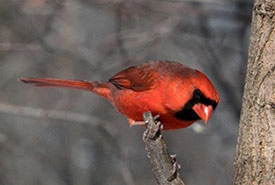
xmin=20 ymin=60 xmax=219 ymax=130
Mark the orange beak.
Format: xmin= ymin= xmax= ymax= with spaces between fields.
xmin=192 ymin=104 xmax=213 ymax=123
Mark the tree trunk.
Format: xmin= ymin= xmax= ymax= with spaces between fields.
xmin=233 ymin=0 xmax=275 ymax=185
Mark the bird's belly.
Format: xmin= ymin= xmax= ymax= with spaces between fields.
xmin=111 ymin=89 xmax=196 ymax=130
xmin=112 ymin=89 xmax=165 ymax=121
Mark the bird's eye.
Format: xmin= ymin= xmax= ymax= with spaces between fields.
xmin=193 ymin=89 xmax=201 ymax=99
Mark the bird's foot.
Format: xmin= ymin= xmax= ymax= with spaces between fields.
xmin=167 ymin=154 xmax=181 ymax=182
xmin=143 ymin=112 xmax=163 ymax=140
xmin=149 ymin=116 xmax=163 ymax=140
xmin=153 ymin=114 xmax=160 ymax=122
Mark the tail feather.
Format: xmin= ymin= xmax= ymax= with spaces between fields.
xmin=19 ymin=78 xmax=111 ymax=100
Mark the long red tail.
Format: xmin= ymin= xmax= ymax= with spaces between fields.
xmin=19 ymin=78 xmax=111 ymax=100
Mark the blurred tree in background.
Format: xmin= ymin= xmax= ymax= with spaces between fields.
xmin=0 ymin=0 xmax=253 ymax=185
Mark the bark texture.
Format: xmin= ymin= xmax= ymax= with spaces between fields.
xmin=143 ymin=112 xmax=185 ymax=185
xmin=233 ymin=0 xmax=275 ymax=185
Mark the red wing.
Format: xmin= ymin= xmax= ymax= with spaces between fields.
xmin=109 ymin=66 xmax=157 ymax=91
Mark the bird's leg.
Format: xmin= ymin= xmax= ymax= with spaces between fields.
xmin=167 ymin=154 xmax=181 ymax=182
xmin=129 ymin=115 xmax=162 ymax=127
xmin=128 ymin=119 xmax=146 ymax=126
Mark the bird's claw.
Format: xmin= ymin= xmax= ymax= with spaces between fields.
xmin=143 ymin=113 xmax=163 ymax=140
xmin=153 ymin=114 xmax=160 ymax=121
xmin=149 ymin=120 xmax=163 ymax=140
xmin=167 ymin=154 xmax=181 ymax=182
xmin=153 ymin=115 xmax=163 ymax=130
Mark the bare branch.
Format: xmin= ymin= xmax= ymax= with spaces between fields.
xmin=143 ymin=112 xmax=185 ymax=185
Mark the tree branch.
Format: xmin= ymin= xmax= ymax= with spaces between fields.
xmin=143 ymin=112 xmax=185 ymax=185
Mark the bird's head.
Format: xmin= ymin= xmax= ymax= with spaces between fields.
xmin=165 ymin=69 xmax=219 ymax=123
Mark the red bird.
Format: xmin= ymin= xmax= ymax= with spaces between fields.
xmin=20 ymin=60 xmax=219 ymax=130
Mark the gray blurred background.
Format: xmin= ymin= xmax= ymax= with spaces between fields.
xmin=0 ymin=0 xmax=252 ymax=185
